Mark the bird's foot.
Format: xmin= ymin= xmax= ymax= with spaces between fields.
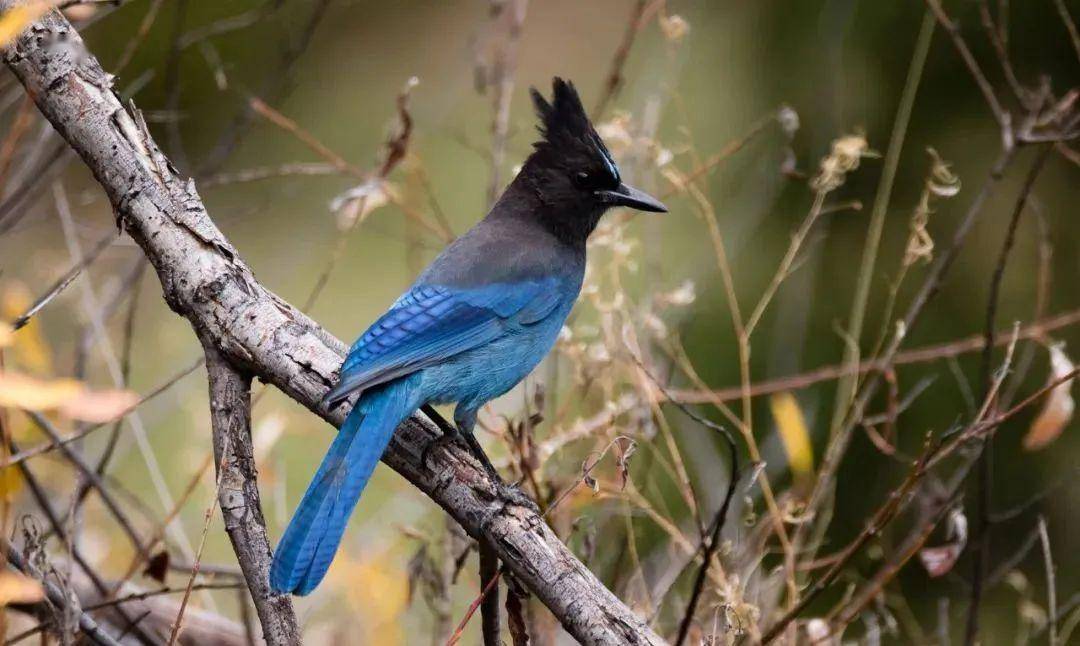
xmin=421 ymin=428 xmax=470 ymax=471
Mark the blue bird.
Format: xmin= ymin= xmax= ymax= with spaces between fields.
xmin=269 ymin=78 xmax=667 ymax=596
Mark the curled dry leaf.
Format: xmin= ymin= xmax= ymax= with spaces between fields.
xmin=330 ymin=178 xmax=399 ymax=231
xmin=904 ymin=148 xmax=960 ymax=267
xmin=811 ymin=133 xmax=876 ymax=193
xmin=918 ymin=507 xmax=967 ymax=578
xmin=582 ymin=457 xmax=599 ymax=493
xmin=1023 ymin=342 xmax=1076 ymax=451
xmin=0 ymin=570 xmax=44 ymax=605
xmin=614 ymin=437 xmax=637 ymax=491
xmin=926 ymin=147 xmax=961 ymax=197
xmin=0 ymin=371 xmax=138 ymax=423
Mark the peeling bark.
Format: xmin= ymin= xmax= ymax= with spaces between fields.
xmin=0 ymin=7 xmax=665 ymax=645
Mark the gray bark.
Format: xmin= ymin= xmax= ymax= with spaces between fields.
xmin=0 ymin=7 xmax=666 ymax=645
xmin=204 ymin=344 xmax=301 ymax=646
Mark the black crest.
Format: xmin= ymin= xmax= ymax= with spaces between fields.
xmin=527 ymin=78 xmax=620 ymax=188
xmin=530 ymin=78 xmax=592 ymax=148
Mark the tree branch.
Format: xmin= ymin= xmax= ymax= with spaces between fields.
xmin=0 ymin=8 xmax=666 ymax=645
xmin=203 ymin=344 xmax=301 ymax=646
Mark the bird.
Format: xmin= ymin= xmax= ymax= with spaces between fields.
xmin=269 ymin=77 xmax=667 ymax=596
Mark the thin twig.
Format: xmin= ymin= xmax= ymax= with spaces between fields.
xmin=167 ymin=435 xmax=230 ymax=645
xmin=1038 ymin=516 xmax=1059 ymax=646
xmin=1052 ymin=0 xmax=1080 ymax=65
xmin=9 ymin=231 xmax=115 ymax=330
xmin=447 ymin=568 xmax=503 ymax=646
xmin=924 ymin=0 xmax=1011 ymax=135
xmin=669 ymin=307 xmax=1080 ymax=404
xmin=248 ymin=97 xmax=364 ymax=178
xmin=966 ymin=144 xmax=1053 ymax=645
xmin=593 ymin=0 xmax=650 ymax=117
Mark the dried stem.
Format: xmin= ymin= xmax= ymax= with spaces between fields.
xmin=966 ymin=143 xmax=1053 ymax=645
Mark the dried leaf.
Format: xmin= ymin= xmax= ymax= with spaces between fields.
xmin=918 ymin=544 xmax=962 ymax=578
xmin=1023 ymin=343 xmax=1076 ymax=451
xmin=811 ymin=133 xmax=876 ymax=193
xmin=0 ymin=371 xmax=137 ymax=423
xmin=582 ymin=458 xmax=599 ymax=494
xmin=0 ymin=571 xmax=44 ymax=606
xmin=0 ymin=371 xmax=83 ymax=409
xmin=926 ymin=147 xmax=961 ymax=197
xmin=769 ymin=392 xmax=814 ymax=478
xmin=918 ymin=508 xmax=967 ymax=577
xmin=0 ymin=467 xmax=23 ymax=501
xmin=330 ymin=178 xmax=398 ymax=230
xmin=59 ymin=388 xmax=138 ymax=423
xmin=143 ymin=550 xmax=170 ymax=583
xmin=0 ymin=2 xmax=50 ymax=47
xmin=614 ymin=438 xmax=636 ymax=491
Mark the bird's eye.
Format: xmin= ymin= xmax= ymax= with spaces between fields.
xmin=573 ymin=171 xmax=592 ymax=188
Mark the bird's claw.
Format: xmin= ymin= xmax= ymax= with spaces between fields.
xmin=421 ymin=429 xmax=470 ymax=471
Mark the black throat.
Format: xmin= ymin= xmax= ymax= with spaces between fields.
xmin=502 ymin=161 xmax=605 ymax=248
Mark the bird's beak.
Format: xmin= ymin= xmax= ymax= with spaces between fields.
xmin=597 ymin=183 xmax=667 ymax=213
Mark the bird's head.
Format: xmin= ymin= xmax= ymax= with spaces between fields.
xmin=519 ymin=78 xmax=666 ymax=242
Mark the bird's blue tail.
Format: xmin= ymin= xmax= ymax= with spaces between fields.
xmin=270 ymin=380 xmax=418 ymax=595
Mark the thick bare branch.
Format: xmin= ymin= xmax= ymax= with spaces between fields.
xmin=204 ymin=345 xmax=301 ymax=646
xmin=0 ymin=8 xmax=665 ymax=645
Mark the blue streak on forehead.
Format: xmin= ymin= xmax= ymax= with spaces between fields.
xmin=592 ymin=134 xmax=620 ymax=184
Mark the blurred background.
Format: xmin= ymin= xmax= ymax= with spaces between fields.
xmin=0 ymin=0 xmax=1078 ymax=643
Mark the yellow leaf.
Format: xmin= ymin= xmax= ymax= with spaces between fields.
xmin=0 ymin=467 xmax=23 ymax=501
xmin=770 ymin=392 xmax=814 ymax=478
xmin=1023 ymin=343 xmax=1076 ymax=451
xmin=59 ymin=387 xmax=138 ymax=423
xmin=329 ymin=550 xmax=407 ymax=644
xmin=0 ymin=371 xmax=137 ymax=423
xmin=0 ymin=2 xmax=51 ymax=47
xmin=0 ymin=571 xmax=43 ymax=605
xmin=0 ymin=371 xmax=83 ymax=409
xmin=1 ymin=283 xmax=53 ymax=374
xmin=0 ymin=322 xmax=12 ymax=348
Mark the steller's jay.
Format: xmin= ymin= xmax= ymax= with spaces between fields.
xmin=270 ymin=77 xmax=666 ymax=595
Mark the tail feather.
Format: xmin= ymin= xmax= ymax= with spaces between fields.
xmin=270 ymin=381 xmax=416 ymax=595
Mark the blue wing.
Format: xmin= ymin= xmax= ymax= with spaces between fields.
xmin=323 ymin=279 xmax=564 ymax=405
